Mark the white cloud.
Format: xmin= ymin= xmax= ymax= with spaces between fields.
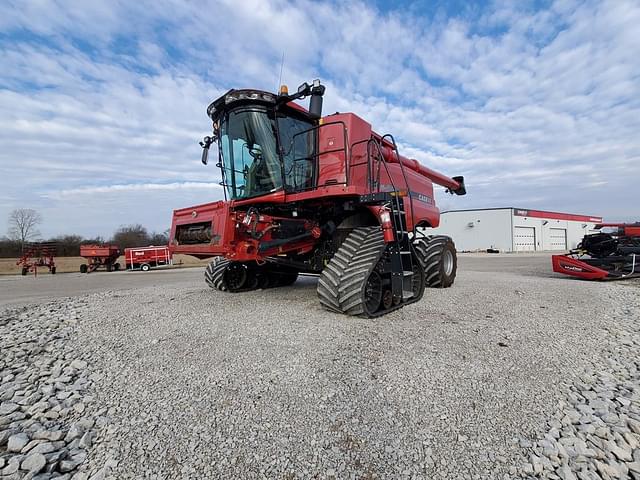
xmin=0 ymin=0 xmax=639 ymax=238
xmin=50 ymin=182 xmax=223 ymax=198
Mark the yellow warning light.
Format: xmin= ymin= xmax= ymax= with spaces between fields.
xmin=279 ymin=84 xmax=289 ymax=95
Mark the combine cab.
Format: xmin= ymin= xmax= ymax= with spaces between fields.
xmin=552 ymin=223 xmax=640 ymax=280
xmin=170 ymin=80 xmax=467 ymax=317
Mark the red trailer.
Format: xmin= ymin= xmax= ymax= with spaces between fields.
xmin=79 ymin=244 xmax=121 ymax=273
xmin=125 ymin=245 xmax=172 ymax=271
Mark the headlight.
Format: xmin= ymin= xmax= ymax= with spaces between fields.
xmin=225 ymin=90 xmax=275 ymax=104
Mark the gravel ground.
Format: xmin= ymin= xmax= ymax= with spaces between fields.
xmin=1 ymin=263 xmax=638 ymax=479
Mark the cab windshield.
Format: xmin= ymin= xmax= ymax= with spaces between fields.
xmin=219 ymin=107 xmax=315 ymax=200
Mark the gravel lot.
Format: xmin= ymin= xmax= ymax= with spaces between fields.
xmin=1 ymin=256 xmax=638 ymax=479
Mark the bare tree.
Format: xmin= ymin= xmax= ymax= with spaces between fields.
xmin=8 ymin=208 xmax=42 ymax=249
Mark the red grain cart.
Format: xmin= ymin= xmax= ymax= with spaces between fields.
xmin=17 ymin=242 xmax=57 ymax=276
xmin=79 ymin=244 xmax=121 ymax=273
xmin=124 ymin=245 xmax=172 ymax=272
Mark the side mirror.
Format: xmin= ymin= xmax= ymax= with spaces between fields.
xmin=309 ymin=94 xmax=323 ymax=119
xmin=199 ymin=136 xmax=213 ymax=165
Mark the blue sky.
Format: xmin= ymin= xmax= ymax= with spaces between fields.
xmin=1 ymin=0 xmax=638 ymax=238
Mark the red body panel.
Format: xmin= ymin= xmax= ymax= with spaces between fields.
xmin=551 ymin=255 xmax=610 ymax=280
xmin=80 ymin=245 xmax=120 ymax=260
xmin=170 ymin=109 xmax=460 ymax=261
xmin=125 ymin=246 xmax=172 ymax=266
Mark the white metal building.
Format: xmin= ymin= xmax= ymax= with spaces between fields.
xmin=428 ymin=208 xmax=603 ymax=252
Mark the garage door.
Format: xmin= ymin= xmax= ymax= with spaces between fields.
xmin=514 ymin=226 xmax=536 ymax=251
xmin=549 ymin=228 xmax=567 ymax=250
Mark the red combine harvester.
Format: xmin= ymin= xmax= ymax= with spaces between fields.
xmin=79 ymin=244 xmax=121 ymax=273
xmin=124 ymin=246 xmax=172 ymax=271
xmin=552 ymin=223 xmax=640 ymax=280
xmin=17 ymin=242 xmax=57 ymax=276
xmin=169 ymin=80 xmax=467 ymax=317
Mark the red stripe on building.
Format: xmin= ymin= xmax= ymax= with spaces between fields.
xmin=513 ymin=209 xmax=602 ymax=223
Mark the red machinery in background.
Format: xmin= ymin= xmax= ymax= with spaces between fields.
xmin=79 ymin=244 xmax=121 ymax=273
xmin=17 ymin=242 xmax=57 ymax=276
xmin=124 ymin=245 xmax=172 ymax=271
xmin=552 ymin=223 xmax=640 ymax=280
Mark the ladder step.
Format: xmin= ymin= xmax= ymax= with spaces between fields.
xmin=402 ymin=290 xmax=414 ymax=299
xmin=403 ymin=271 xmax=413 ymax=277
xmin=400 ymin=251 xmax=412 ymax=255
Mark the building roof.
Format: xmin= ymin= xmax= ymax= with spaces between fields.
xmin=441 ymin=207 xmax=602 ymax=223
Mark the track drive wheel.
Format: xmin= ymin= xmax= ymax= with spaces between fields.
xmin=410 ymin=253 xmax=425 ymax=301
xmin=362 ymin=270 xmax=383 ymax=316
xmin=204 ymin=257 xmax=230 ymax=291
xmin=413 ymin=235 xmax=457 ymax=288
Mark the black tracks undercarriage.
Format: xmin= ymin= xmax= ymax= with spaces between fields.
xmin=204 ymin=229 xmax=457 ymax=318
xmin=317 ymin=227 xmax=427 ymax=317
xmin=204 ymin=257 xmax=298 ymax=292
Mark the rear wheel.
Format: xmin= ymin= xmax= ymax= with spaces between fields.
xmin=204 ymin=257 xmax=229 ymax=291
xmin=140 ymin=264 xmax=150 ymax=272
xmin=114 ymin=263 xmax=121 ymax=271
xmin=80 ymin=264 xmax=88 ymax=274
xmin=413 ymin=236 xmax=457 ymax=288
xmin=21 ymin=267 xmax=28 ymax=276
xmin=51 ymin=267 xmax=56 ymax=275
xmin=106 ymin=263 xmax=112 ymax=272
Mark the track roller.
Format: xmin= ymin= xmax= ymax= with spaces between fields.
xmin=204 ymin=257 xmax=299 ymax=292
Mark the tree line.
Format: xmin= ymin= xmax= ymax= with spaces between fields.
xmin=2 ymin=209 xmax=168 ymax=258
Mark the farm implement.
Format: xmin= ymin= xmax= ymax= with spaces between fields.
xmin=169 ymin=79 xmax=467 ymax=317
xmin=79 ymin=244 xmax=121 ymax=273
xmin=125 ymin=245 xmax=172 ymax=271
xmin=552 ymin=223 xmax=640 ymax=280
xmin=16 ymin=242 xmax=57 ymax=276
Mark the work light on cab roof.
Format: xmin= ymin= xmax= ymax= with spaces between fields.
xmin=170 ymin=79 xmax=467 ymax=317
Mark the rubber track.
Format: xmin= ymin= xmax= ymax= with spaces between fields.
xmin=317 ymin=227 xmax=386 ymax=315
xmin=413 ymin=235 xmax=454 ymax=288
xmin=317 ymin=228 xmax=381 ymax=312
xmin=204 ymin=256 xmax=230 ymax=291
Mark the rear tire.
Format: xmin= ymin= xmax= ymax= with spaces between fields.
xmin=114 ymin=263 xmax=121 ymax=271
xmin=21 ymin=267 xmax=28 ymax=276
xmin=106 ymin=264 xmax=112 ymax=272
xmin=80 ymin=264 xmax=88 ymax=274
xmin=140 ymin=264 xmax=150 ymax=272
xmin=204 ymin=257 xmax=229 ymax=291
xmin=51 ymin=267 xmax=56 ymax=274
xmin=414 ymin=235 xmax=457 ymax=288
